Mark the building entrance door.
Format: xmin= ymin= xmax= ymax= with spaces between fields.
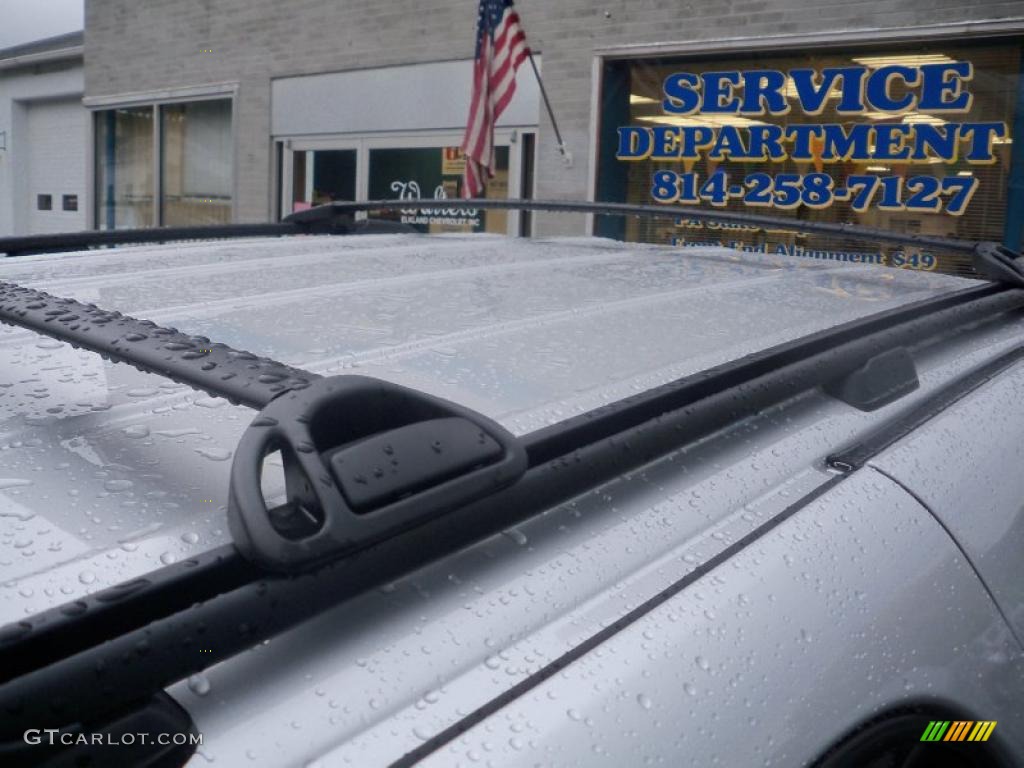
xmin=279 ymin=131 xmax=534 ymax=236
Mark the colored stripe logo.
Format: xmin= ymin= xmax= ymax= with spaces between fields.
xmin=920 ymin=721 xmax=996 ymax=742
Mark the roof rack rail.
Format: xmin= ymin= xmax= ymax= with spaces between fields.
xmin=297 ymin=198 xmax=1024 ymax=287
xmin=0 ymin=270 xmax=1022 ymax=739
xmin=0 ymin=212 xmax=417 ymax=257
xmin=5 ymin=198 xmax=1022 ymax=286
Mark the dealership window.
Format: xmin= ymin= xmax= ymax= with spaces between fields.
xmin=95 ymin=98 xmax=232 ymax=229
xmin=367 ymin=145 xmax=510 ymax=233
xmin=597 ymin=40 xmax=1022 ymax=275
xmin=283 ymin=133 xmax=531 ymax=235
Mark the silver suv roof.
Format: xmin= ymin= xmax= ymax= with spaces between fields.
xmin=4 ymin=232 xmax=1023 ymax=766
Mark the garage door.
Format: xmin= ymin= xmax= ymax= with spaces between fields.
xmin=26 ymin=98 xmax=86 ymax=234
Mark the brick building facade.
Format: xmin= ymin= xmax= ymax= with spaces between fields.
xmin=83 ymin=1 xmax=1023 ymax=240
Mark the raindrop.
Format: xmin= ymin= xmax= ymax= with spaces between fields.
xmin=126 ymin=388 xmax=159 ymax=398
xmin=195 ymin=448 xmax=232 ymax=462
xmin=502 ymin=528 xmax=528 ymax=546
xmin=187 ymin=673 xmax=211 ymax=696
xmin=78 ymin=571 xmax=96 ymax=585
xmin=637 ymin=693 xmax=653 ymax=710
xmin=123 ymin=425 xmax=150 ymax=439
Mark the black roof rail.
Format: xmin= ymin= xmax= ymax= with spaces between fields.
xmin=4 ymin=198 xmax=1022 ymax=287
xmin=299 ymin=198 xmax=1024 ymax=287
xmin=0 ymin=212 xmax=418 ymax=257
xmin=0 ymin=271 xmax=1022 ymax=741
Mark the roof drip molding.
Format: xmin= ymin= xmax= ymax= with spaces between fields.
xmin=0 ymin=31 xmax=83 ymax=62
xmin=0 ymin=46 xmax=83 ymax=72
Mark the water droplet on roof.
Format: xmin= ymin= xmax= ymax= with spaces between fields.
xmin=126 ymin=388 xmax=159 ymax=398
xmin=502 ymin=528 xmax=528 ymax=546
xmin=187 ymin=673 xmax=211 ymax=697
xmin=195 ymin=447 xmax=232 ymax=462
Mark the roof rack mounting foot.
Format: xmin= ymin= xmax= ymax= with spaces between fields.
xmin=228 ymin=375 xmax=528 ymax=572
xmin=972 ymin=242 xmax=1024 ymax=288
xmin=823 ymin=347 xmax=919 ymax=412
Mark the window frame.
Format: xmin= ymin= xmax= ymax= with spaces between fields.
xmin=88 ymin=87 xmax=237 ymax=230
xmin=587 ymin=19 xmax=1024 ymax=238
xmin=277 ymin=128 xmax=530 ymax=236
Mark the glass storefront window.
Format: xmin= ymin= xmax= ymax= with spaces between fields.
xmin=367 ymin=145 xmax=510 ymax=233
xmin=598 ymin=41 xmax=1022 ymax=275
xmin=160 ymin=100 xmax=233 ymax=226
xmin=95 ymin=107 xmax=154 ymax=230
xmin=290 ymin=149 xmax=357 ymax=212
xmin=284 ymin=140 xmax=525 ymax=232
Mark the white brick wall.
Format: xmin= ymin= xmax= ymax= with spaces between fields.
xmin=84 ymin=0 xmax=1024 ymax=231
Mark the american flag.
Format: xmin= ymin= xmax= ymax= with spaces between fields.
xmin=460 ymin=0 xmax=530 ymax=198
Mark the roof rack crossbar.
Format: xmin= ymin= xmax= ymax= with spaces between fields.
xmin=0 ymin=213 xmax=418 ymax=257
xmin=0 ymin=281 xmax=320 ymax=409
xmin=1 ymin=281 xmax=1022 ymax=738
xmin=0 ymin=222 xmax=300 ymax=257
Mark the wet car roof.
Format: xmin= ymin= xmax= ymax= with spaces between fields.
xmin=0 ymin=234 xmax=971 ymax=619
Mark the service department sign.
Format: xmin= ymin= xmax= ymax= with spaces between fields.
xmin=600 ymin=44 xmax=1020 ymax=274
xmin=617 ymin=62 xmax=1002 ymax=215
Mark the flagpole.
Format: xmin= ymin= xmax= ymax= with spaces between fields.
xmin=527 ymin=52 xmax=572 ymax=166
